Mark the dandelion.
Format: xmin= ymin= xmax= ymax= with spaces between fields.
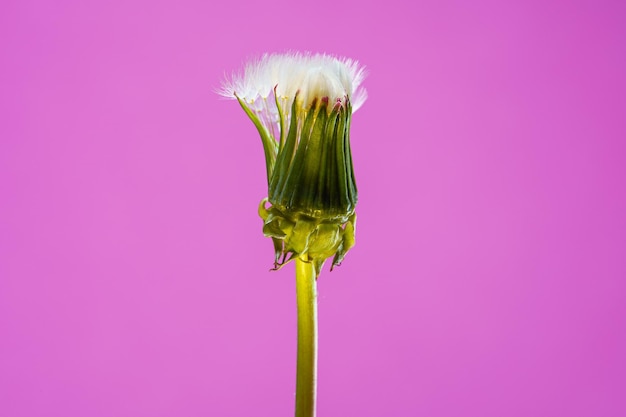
xmin=219 ymin=52 xmax=367 ymax=417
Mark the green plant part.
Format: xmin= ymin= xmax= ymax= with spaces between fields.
xmin=219 ymin=52 xmax=367 ymax=417
xmin=259 ymin=199 xmax=357 ymax=275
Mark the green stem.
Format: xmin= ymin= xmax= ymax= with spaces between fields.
xmin=295 ymin=256 xmax=318 ymax=417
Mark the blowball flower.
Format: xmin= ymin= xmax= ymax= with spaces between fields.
xmin=219 ymin=52 xmax=367 ymax=275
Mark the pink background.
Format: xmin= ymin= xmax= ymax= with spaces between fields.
xmin=1 ymin=0 xmax=625 ymax=416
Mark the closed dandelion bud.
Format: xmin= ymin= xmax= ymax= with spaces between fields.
xmin=220 ymin=52 xmax=367 ymax=276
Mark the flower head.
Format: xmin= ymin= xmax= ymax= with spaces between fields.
xmin=220 ymin=52 xmax=367 ymax=274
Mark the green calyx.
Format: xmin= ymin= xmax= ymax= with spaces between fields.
xmin=269 ymin=96 xmax=357 ymax=218
xmin=258 ymin=199 xmax=356 ymax=276
xmin=239 ymin=92 xmax=358 ymax=274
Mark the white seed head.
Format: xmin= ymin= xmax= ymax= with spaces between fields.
xmin=219 ymin=52 xmax=367 ymax=139
xmin=219 ymin=52 xmax=367 ymax=109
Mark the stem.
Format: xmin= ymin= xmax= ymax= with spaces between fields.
xmin=295 ymin=257 xmax=318 ymax=417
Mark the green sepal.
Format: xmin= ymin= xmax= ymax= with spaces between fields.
xmin=269 ymin=97 xmax=300 ymax=205
xmin=274 ymin=86 xmax=287 ymax=150
xmin=235 ymin=95 xmax=278 ymax=182
xmin=331 ymin=212 xmax=356 ymax=270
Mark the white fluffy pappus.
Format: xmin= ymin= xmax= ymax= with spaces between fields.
xmin=219 ymin=52 xmax=367 ymax=140
xmin=219 ymin=52 xmax=367 ymax=110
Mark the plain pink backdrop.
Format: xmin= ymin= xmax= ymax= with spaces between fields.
xmin=1 ymin=0 xmax=625 ymax=416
